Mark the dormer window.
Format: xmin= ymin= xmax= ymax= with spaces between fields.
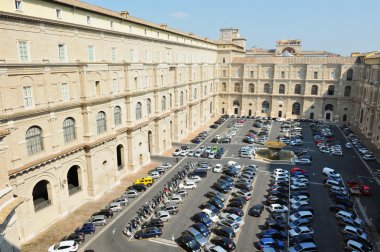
xmin=87 ymin=16 xmax=91 ymax=24
xmin=15 ymin=0 xmax=22 ymax=10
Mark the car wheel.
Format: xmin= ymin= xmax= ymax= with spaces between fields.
xmin=91 ymin=231 xmax=95 ymax=234
xmin=139 ymin=236 xmax=142 ymax=240
xmin=155 ymin=234 xmax=159 ymax=238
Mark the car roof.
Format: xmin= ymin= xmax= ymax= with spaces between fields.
xmin=58 ymin=240 xmax=76 ymax=246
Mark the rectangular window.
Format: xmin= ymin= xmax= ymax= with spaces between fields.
xmin=330 ymin=71 xmax=336 ymax=79
xmin=88 ymin=46 xmax=94 ymax=62
xmin=23 ymin=86 xmax=33 ymax=108
xmin=250 ymin=71 xmax=254 ymax=78
xmin=223 ymin=70 xmax=227 ymax=77
xmin=58 ymin=44 xmax=66 ymax=62
xmin=281 ymin=71 xmax=285 ymax=78
xmin=145 ymin=50 xmax=148 ymax=62
xmin=56 ymin=9 xmax=61 ymax=18
xmin=61 ymin=83 xmax=69 ymax=101
xmin=314 ymin=71 xmax=318 ymax=79
xmin=15 ymin=0 xmax=22 ymax=10
xmin=265 ymin=68 xmax=270 ymax=78
xmin=297 ymin=70 xmax=302 ymax=79
xmin=87 ymin=16 xmax=91 ymax=24
xmin=112 ymin=79 xmax=119 ymax=94
xmin=110 ymin=21 xmax=113 ymax=28
xmin=130 ymin=49 xmax=135 ymax=62
xmin=111 ymin=47 xmax=117 ymax=62
xmin=18 ymin=41 xmax=29 ymax=62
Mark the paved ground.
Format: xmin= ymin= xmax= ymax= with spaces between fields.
xmin=28 ymin=117 xmax=380 ymax=252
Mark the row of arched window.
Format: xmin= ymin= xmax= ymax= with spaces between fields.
xmin=221 ymin=82 xmax=351 ymax=97
xmin=26 ymin=106 xmax=123 ymax=155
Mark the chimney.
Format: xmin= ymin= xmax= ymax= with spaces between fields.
xmin=120 ymin=11 xmax=129 ymax=18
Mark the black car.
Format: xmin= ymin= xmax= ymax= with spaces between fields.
xmin=210 ymin=236 xmax=236 ymax=252
xmin=65 ymin=232 xmax=85 ymax=244
xmin=212 ymin=183 xmax=230 ymax=194
xmin=191 ymin=213 xmax=212 ymax=227
xmin=191 ymin=169 xmax=208 ymax=178
xmin=227 ymin=200 xmax=244 ymax=209
xmin=249 ymin=204 xmax=264 ymax=217
xmin=218 ymin=138 xmax=231 ymax=144
xmin=94 ymin=209 xmax=113 ymax=218
xmin=234 ymin=183 xmax=253 ymax=191
xmin=205 ymin=191 xmax=225 ymax=202
xmin=220 ymin=175 xmax=235 ymax=183
xmin=266 ymin=197 xmax=288 ymax=206
xmin=265 ymin=219 xmax=286 ymax=230
xmin=134 ymin=227 xmax=162 ymax=239
xmin=271 ymin=180 xmax=289 ymax=187
xmin=330 ymin=204 xmax=349 ymax=213
xmin=217 ymin=179 xmax=234 ymax=189
xmin=268 ymin=190 xmax=288 ymax=198
xmin=334 ymin=196 xmax=354 ymax=208
xmin=209 ymin=197 xmax=225 ymax=209
xmin=199 ymin=203 xmax=219 ymax=214
xmin=289 ymin=234 xmax=315 ymax=246
xmin=191 ymin=222 xmax=210 ymax=237
xmin=223 ymin=168 xmax=239 ymax=177
xmin=127 ymin=184 xmax=146 ymax=192
xmin=270 ymin=186 xmax=288 ymax=193
xmin=213 ymin=226 xmax=236 ymax=239
xmin=177 ymin=234 xmax=201 ymax=252
xmin=229 ymin=196 xmax=246 ymax=205
xmin=210 ymin=124 xmax=219 ymax=129
xmin=211 ymin=138 xmax=218 ymax=143
xmin=141 ymin=218 xmax=164 ymax=229
xmin=222 ymin=207 xmax=244 ymax=217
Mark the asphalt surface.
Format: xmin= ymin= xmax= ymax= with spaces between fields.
xmin=78 ymin=118 xmax=380 ymax=252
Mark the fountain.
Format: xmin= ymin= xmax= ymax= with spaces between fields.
xmin=255 ymin=141 xmax=294 ymax=162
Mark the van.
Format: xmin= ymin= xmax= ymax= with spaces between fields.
xmin=134 ymin=177 xmax=154 ymax=187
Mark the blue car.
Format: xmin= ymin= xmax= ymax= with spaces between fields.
xmin=76 ymin=223 xmax=95 ymax=234
xmin=192 ymin=212 xmax=212 ymax=227
xmin=218 ymin=147 xmax=225 ymax=154
xmin=254 ymin=238 xmax=285 ymax=250
xmin=259 ymin=229 xmax=287 ymax=240
xmin=191 ymin=223 xmax=210 ymax=237
xmin=292 ymin=171 xmax=309 ymax=177
xmin=134 ymin=227 xmax=162 ymax=239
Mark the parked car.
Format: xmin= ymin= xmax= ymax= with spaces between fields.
xmin=155 ymin=211 xmax=171 ymax=222
xmin=48 ymin=240 xmax=79 ymax=252
xmin=86 ymin=215 xmax=107 ymax=226
xmin=289 ymin=226 xmax=314 ymax=238
xmin=210 ymin=236 xmax=236 ymax=252
xmin=289 ymin=234 xmax=315 ymax=246
xmin=177 ymin=234 xmax=202 ymax=252
xmin=212 ymin=226 xmax=236 ymax=239
xmin=249 ymin=204 xmax=264 ymax=217
xmin=289 ymin=242 xmax=317 ymax=252
xmin=269 ymin=204 xmax=288 ymax=213
xmin=191 ymin=223 xmax=210 ymax=237
xmin=254 ymin=238 xmax=285 ymax=250
xmin=134 ymin=227 xmax=162 ymax=239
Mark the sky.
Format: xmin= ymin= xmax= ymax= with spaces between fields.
xmin=83 ymin=0 xmax=380 ymax=56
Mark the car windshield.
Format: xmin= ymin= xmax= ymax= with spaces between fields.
xmin=194 ymin=233 xmax=203 ymax=239
xmin=294 ymin=227 xmax=301 ymax=233
xmin=188 ymin=239 xmax=197 ymax=247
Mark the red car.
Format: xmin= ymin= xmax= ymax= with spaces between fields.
xmin=347 ymin=180 xmax=372 ymax=196
xmin=291 ymin=167 xmax=306 ymax=175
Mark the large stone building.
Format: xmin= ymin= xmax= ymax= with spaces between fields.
xmin=0 ymin=0 xmax=378 ymax=251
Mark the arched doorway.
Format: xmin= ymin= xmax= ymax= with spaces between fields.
xmin=67 ymin=165 xmax=81 ymax=195
xmin=310 ymin=112 xmax=315 ymax=120
xmin=116 ymin=145 xmax=125 ymax=170
xmin=33 ymin=180 xmax=52 ymax=212
xmin=147 ymin=131 xmax=153 ymax=153
xmin=249 ymin=110 xmax=252 ymax=116
xmin=278 ymin=111 xmax=282 ymax=117
xmin=325 ymin=104 xmax=334 ymax=121
xmin=342 ymin=114 xmax=347 ymax=122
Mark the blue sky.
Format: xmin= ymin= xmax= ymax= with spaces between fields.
xmin=84 ymin=0 xmax=380 ymax=56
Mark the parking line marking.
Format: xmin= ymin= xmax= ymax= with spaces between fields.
xmin=308 ymin=182 xmax=324 ymax=185
xmin=148 ymin=238 xmax=178 ymax=247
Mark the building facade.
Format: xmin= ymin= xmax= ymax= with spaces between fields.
xmin=0 ymin=0 xmax=376 ymax=251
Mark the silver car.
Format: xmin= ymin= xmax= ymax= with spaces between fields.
xmin=155 ymin=211 xmax=171 ymax=222
xmin=87 ymin=215 xmax=107 ymax=226
xmin=183 ymin=227 xmax=208 ymax=247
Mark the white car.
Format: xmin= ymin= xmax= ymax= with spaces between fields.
xmin=187 ymin=175 xmax=201 ymax=183
xmin=322 ymin=167 xmax=339 ymax=177
xmin=161 ymin=163 xmax=172 ymax=169
xmin=292 ymin=178 xmax=309 ymax=184
xmin=331 ymin=150 xmax=343 ymax=156
xmin=165 ymin=195 xmax=183 ymax=205
xmin=48 ymin=240 xmax=79 ymax=252
xmin=291 ymin=183 xmax=307 ymax=190
xmin=107 ymin=202 xmax=122 ymax=212
xmin=293 ymin=158 xmax=311 ymax=165
xmin=202 ymin=209 xmax=219 ymax=223
xmin=205 ymin=146 xmax=213 ymax=153
xmin=345 ymin=143 xmax=352 ymax=149
xmin=290 ymin=195 xmax=309 ymax=204
xmin=291 ymin=201 xmax=309 ymax=210
xmin=179 ymin=181 xmax=197 ymax=189
xmin=208 ymin=152 xmax=216 ymax=159
xmin=213 ymin=164 xmax=223 ymax=173
xmin=220 ymin=213 xmax=244 ymax=226
xmin=194 ymin=151 xmax=202 ymax=157
xmin=155 ymin=211 xmax=171 ymax=222
xmin=180 ymin=150 xmax=189 ymax=156
xmin=215 ymin=135 xmax=221 ymax=140
xmin=150 ymin=172 xmax=160 ymax=179
xmin=363 ymin=154 xmax=376 ymax=161
xmin=272 ymin=174 xmax=289 ymax=180
xmin=269 ymin=204 xmax=288 ymax=213
xmin=217 ymin=219 xmax=240 ymax=233
xmin=187 ymin=150 xmax=195 ymax=157
xmin=124 ymin=190 xmax=139 ymax=198
xmin=289 ymin=226 xmax=314 ymax=237
xmin=172 ymin=149 xmax=181 ymax=156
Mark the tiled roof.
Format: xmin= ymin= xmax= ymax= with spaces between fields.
xmin=231 ymin=56 xmax=356 ymax=64
xmin=51 ymin=0 xmax=213 ymax=44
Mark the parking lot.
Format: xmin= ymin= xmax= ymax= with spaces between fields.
xmin=78 ymin=117 xmax=380 ymax=252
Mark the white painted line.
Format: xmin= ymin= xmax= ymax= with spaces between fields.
xmin=308 ymin=182 xmax=325 ymax=186
xmin=148 ymin=238 xmax=178 ymax=247
xmin=353 ymin=197 xmax=371 ymax=224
